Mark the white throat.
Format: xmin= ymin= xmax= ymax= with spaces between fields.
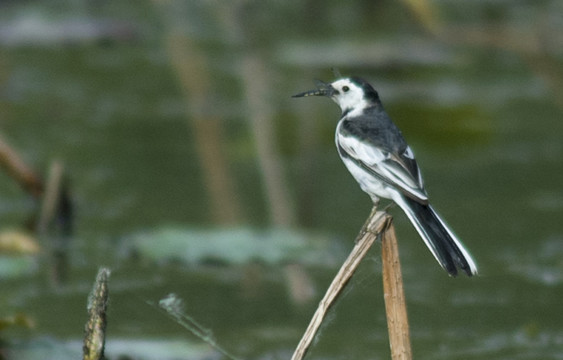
xmin=329 ymin=79 xmax=369 ymax=116
xmin=332 ymin=97 xmax=369 ymax=117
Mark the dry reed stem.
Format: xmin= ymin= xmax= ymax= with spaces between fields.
xmin=83 ymin=267 xmax=111 ymax=360
xmin=240 ymin=54 xmax=296 ymax=227
xmin=290 ymin=209 xmax=391 ymax=360
xmin=37 ymin=160 xmax=64 ymax=236
xmin=382 ymin=220 xmax=412 ymax=360
xmin=0 ymin=135 xmax=43 ymax=197
xmin=163 ymin=31 xmax=242 ymax=225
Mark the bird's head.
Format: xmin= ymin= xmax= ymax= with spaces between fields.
xmin=293 ymin=77 xmax=380 ymax=114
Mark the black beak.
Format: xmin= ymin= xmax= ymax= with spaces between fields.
xmin=292 ymin=80 xmax=335 ymax=98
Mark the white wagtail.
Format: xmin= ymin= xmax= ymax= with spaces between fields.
xmin=293 ymin=76 xmax=477 ymax=276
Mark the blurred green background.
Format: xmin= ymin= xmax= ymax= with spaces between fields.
xmin=1 ymin=0 xmax=562 ymax=359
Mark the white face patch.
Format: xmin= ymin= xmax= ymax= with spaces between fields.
xmin=330 ymin=79 xmax=368 ymax=113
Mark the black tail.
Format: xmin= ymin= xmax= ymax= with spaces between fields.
xmin=397 ymin=197 xmax=477 ymax=276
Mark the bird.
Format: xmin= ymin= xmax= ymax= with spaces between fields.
xmin=293 ymin=76 xmax=477 ymax=276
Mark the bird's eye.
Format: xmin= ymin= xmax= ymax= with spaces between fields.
xmin=342 ymin=86 xmax=350 ymax=92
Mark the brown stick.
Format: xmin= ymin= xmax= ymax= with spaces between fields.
xmin=37 ymin=160 xmax=64 ymax=236
xmin=290 ymin=209 xmax=391 ymax=360
xmin=163 ymin=31 xmax=243 ymax=225
xmin=240 ymin=54 xmax=296 ymax=227
xmin=0 ymin=135 xmax=43 ymax=197
xmin=382 ymin=220 xmax=413 ymax=360
xmin=83 ymin=267 xmax=111 ymax=360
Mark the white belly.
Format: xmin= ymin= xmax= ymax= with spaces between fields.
xmin=340 ymin=156 xmax=395 ymax=203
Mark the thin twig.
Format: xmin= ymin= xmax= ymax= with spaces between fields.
xmin=0 ymin=135 xmax=43 ymax=197
xmin=37 ymin=160 xmax=64 ymax=236
xmin=156 ymin=293 xmax=243 ymax=360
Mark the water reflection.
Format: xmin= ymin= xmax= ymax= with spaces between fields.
xmin=1 ymin=1 xmax=562 ymax=359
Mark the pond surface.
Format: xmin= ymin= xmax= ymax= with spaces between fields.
xmin=1 ymin=1 xmax=562 ymax=359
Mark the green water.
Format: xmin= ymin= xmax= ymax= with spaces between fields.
xmin=1 ymin=1 xmax=562 ymax=359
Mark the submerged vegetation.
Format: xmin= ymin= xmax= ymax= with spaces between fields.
xmin=1 ymin=0 xmax=563 ymax=359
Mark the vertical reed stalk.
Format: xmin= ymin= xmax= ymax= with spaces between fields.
xmin=382 ymin=220 xmax=413 ymax=360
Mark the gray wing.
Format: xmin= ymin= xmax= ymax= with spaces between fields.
xmin=337 ymin=116 xmax=428 ymax=204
